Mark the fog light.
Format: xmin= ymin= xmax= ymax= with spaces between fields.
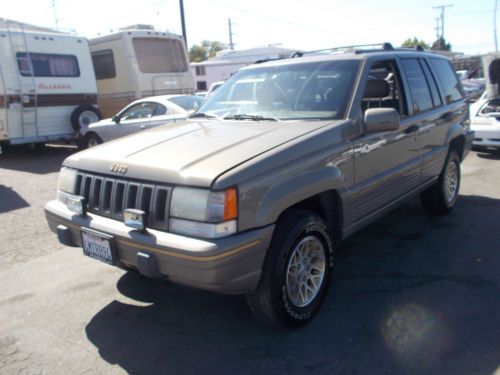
xmin=124 ymin=209 xmax=147 ymax=231
xmin=66 ymin=195 xmax=86 ymax=216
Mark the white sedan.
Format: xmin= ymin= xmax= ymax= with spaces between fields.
xmin=470 ymin=91 xmax=500 ymax=150
xmin=79 ymin=95 xmax=204 ymax=148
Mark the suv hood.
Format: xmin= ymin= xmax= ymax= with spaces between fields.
xmin=65 ymin=119 xmax=333 ymax=187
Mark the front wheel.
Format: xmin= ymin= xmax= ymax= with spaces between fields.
xmin=246 ymin=209 xmax=334 ymax=328
xmin=421 ymin=149 xmax=461 ymax=216
xmin=85 ymin=133 xmax=103 ymax=148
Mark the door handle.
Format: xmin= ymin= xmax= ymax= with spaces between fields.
xmin=140 ymin=125 xmax=146 ymax=129
xmin=404 ymin=125 xmax=419 ymax=134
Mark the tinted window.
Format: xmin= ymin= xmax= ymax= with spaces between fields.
xmin=401 ymin=59 xmax=433 ymax=114
xmin=420 ymin=59 xmax=442 ymax=107
xmin=92 ymin=50 xmax=116 ymax=80
xmin=429 ymin=58 xmax=464 ymax=104
xmin=17 ymin=53 xmax=79 ymax=77
xmin=132 ymin=38 xmax=188 ymax=73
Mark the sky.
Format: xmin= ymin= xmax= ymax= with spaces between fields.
xmin=1 ymin=0 xmax=498 ymax=55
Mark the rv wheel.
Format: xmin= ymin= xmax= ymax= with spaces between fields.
xmin=71 ymin=105 xmax=102 ymax=131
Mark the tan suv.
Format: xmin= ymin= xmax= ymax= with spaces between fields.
xmin=45 ymin=43 xmax=473 ymax=327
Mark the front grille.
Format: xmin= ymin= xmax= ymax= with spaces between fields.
xmin=75 ymin=172 xmax=171 ymax=231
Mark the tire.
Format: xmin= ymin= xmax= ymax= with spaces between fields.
xmin=246 ymin=209 xmax=334 ymax=328
xmin=85 ymin=133 xmax=103 ymax=148
xmin=71 ymin=105 xmax=102 ymax=132
xmin=421 ymin=149 xmax=461 ymax=216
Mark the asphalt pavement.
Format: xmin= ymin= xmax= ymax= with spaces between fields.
xmin=0 ymin=145 xmax=499 ymax=375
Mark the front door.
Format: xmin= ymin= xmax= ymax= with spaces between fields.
xmin=351 ymin=59 xmax=420 ymax=223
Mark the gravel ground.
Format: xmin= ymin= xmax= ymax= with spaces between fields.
xmin=0 ymin=145 xmax=499 ymax=375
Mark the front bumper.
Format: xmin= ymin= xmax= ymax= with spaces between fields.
xmin=45 ymin=199 xmax=274 ymax=294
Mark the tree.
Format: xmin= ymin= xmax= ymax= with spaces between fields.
xmin=189 ymin=40 xmax=227 ymax=62
xmin=430 ymin=37 xmax=452 ymax=51
xmin=401 ymin=37 xmax=429 ymax=49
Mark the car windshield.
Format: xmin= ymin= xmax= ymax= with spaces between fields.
xmin=195 ymin=59 xmax=360 ymax=121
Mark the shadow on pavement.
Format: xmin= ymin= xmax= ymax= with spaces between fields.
xmin=85 ymin=195 xmax=500 ymax=374
xmin=0 ymin=144 xmax=77 ymax=174
xmin=475 ymin=148 xmax=500 ymax=160
xmin=0 ymin=185 xmax=29 ymax=213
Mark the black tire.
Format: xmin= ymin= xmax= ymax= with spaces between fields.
xmin=421 ymin=149 xmax=461 ymax=216
xmin=85 ymin=133 xmax=103 ymax=148
xmin=246 ymin=209 xmax=334 ymax=328
xmin=71 ymin=105 xmax=102 ymax=132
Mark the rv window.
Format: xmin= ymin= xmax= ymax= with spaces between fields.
xmin=92 ymin=50 xmax=116 ymax=80
xmin=132 ymin=38 xmax=188 ymax=73
xmin=17 ymin=53 xmax=80 ymax=77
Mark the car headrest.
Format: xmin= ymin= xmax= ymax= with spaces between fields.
xmin=363 ymin=79 xmax=390 ymax=98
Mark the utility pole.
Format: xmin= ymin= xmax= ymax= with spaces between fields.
xmin=52 ymin=0 xmax=59 ymax=31
xmin=495 ymin=0 xmax=498 ymax=53
xmin=179 ymin=0 xmax=187 ymax=47
xmin=433 ymin=4 xmax=453 ymax=49
xmin=228 ymin=18 xmax=234 ymax=50
xmin=434 ymin=17 xmax=441 ymax=45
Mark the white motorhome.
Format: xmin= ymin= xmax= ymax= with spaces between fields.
xmin=89 ymin=26 xmax=194 ymax=118
xmin=0 ymin=19 xmax=101 ymax=147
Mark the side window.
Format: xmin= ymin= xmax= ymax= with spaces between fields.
xmin=362 ymin=61 xmax=408 ymax=117
xmin=400 ymin=59 xmax=433 ymax=114
xmin=420 ymin=59 xmax=442 ymax=107
xmin=429 ymin=58 xmax=465 ymax=104
xmin=120 ymin=102 xmax=156 ymax=120
xmin=92 ymin=50 xmax=116 ymax=80
xmin=153 ymin=104 xmax=167 ymax=116
xmin=17 ymin=53 xmax=80 ymax=77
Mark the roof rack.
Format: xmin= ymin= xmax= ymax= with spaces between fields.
xmin=291 ymin=42 xmax=425 ymax=58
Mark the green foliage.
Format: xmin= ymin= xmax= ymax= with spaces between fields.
xmin=401 ymin=37 xmax=430 ymax=49
xmin=189 ymin=40 xmax=227 ymax=62
xmin=430 ymin=37 xmax=452 ymax=51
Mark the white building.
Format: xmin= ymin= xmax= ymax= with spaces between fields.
xmin=191 ymin=45 xmax=298 ymax=92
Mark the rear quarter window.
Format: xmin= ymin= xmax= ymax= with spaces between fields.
xmin=429 ymin=58 xmax=464 ymax=104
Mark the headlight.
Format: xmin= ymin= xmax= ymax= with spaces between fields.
xmin=170 ymin=187 xmax=238 ymax=238
xmin=58 ymin=167 xmax=78 ymax=194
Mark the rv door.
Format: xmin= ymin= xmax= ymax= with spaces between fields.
xmin=10 ymin=52 xmax=37 ymax=140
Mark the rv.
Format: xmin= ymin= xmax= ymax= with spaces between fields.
xmin=0 ymin=19 xmax=101 ymax=147
xmin=89 ymin=26 xmax=194 ymax=118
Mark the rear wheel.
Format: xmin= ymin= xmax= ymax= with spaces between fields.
xmin=246 ymin=209 xmax=334 ymax=328
xmin=421 ymin=149 xmax=461 ymax=216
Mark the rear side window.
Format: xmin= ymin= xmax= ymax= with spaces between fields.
xmin=429 ymin=58 xmax=464 ymax=104
xmin=401 ymin=59 xmax=433 ymax=114
xmin=92 ymin=49 xmax=116 ymax=80
xmin=17 ymin=53 xmax=80 ymax=77
xmin=132 ymin=38 xmax=188 ymax=73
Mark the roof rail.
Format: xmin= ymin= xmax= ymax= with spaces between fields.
xmin=291 ymin=43 xmax=394 ymax=58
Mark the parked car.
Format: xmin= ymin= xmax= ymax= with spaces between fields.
xmin=46 ymin=44 xmax=472 ymax=328
xmin=79 ymin=95 xmax=203 ymax=148
xmin=469 ymin=54 xmax=500 ymax=150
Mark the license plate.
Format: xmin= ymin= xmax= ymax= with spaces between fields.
xmin=81 ymin=229 xmax=115 ymax=265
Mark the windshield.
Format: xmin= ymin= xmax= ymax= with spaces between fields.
xmin=195 ymin=59 xmax=359 ymax=120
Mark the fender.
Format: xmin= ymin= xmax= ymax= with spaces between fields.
xmin=255 ymin=166 xmax=347 ymax=227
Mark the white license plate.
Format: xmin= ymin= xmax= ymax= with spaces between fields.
xmin=81 ymin=229 xmax=114 ymax=265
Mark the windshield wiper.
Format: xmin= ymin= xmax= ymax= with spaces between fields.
xmin=190 ymin=112 xmax=220 ymax=119
xmin=224 ymin=114 xmax=280 ymax=121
